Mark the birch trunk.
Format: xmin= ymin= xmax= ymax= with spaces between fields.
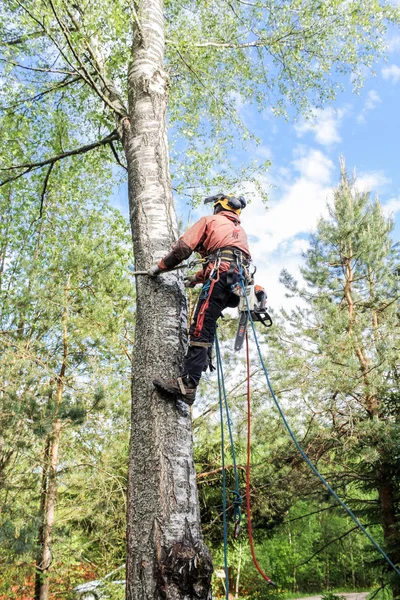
xmin=123 ymin=0 xmax=213 ymax=598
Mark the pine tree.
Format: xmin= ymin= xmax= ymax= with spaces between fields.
xmin=278 ymin=162 xmax=400 ymax=595
xmin=0 ymin=162 xmax=134 ymax=597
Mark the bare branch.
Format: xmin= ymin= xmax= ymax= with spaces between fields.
xmin=1 ymin=75 xmax=82 ymax=112
xmin=63 ymin=4 xmax=128 ymax=117
xmin=109 ymin=141 xmax=128 ymax=171
xmin=39 ymin=163 xmax=54 ymax=220
xmin=0 ymin=27 xmax=76 ymax=47
xmin=0 ymin=131 xmax=119 ymax=187
xmin=0 ymin=58 xmax=76 ymax=75
xmin=197 ymin=465 xmax=245 ymax=480
xmin=47 ymin=0 xmax=127 ymax=117
xmin=1 ymin=31 xmax=47 ymax=46
xmin=295 ymin=525 xmax=359 ymax=567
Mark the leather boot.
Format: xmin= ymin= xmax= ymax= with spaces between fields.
xmin=153 ymin=375 xmax=197 ymax=405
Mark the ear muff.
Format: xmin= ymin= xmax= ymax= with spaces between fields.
xmin=204 ymin=193 xmax=247 ymax=214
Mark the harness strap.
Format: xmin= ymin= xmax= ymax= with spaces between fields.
xmin=206 ymin=247 xmax=250 ymax=266
xmin=193 ymin=270 xmax=220 ymax=338
xmin=189 ymin=340 xmax=212 ymax=348
xmin=177 ymin=377 xmax=187 ymax=395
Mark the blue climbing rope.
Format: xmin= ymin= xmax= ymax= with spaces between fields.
xmin=215 ymin=330 xmax=244 ymax=599
xmin=215 ymin=332 xmax=243 ymax=528
xmin=241 ymin=280 xmax=400 ymax=579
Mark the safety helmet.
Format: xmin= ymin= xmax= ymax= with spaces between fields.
xmin=204 ymin=193 xmax=247 ymax=215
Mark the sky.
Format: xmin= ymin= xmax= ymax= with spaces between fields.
xmin=113 ymin=27 xmax=400 ymax=311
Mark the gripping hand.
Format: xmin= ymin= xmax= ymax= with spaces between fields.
xmin=148 ymin=264 xmax=161 ymax=277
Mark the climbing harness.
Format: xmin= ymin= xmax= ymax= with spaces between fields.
xmin=193 ymin=262 xmax=221 ymax=338
xmin=240 ymin=279 xmax=400 ymax=580
xmin=192 ymin=247 xmax=250 ymax=339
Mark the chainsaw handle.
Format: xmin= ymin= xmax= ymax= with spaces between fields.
xmin=251 ymin=309 xmax=272 ymax=328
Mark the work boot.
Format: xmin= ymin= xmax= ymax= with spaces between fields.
xmin=153 ymin=375 xmax=197 ymax=406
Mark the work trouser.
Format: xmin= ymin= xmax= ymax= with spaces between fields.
xmin=183 ymin=271 xmax=240 ymax=385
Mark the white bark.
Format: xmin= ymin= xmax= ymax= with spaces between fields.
xmin=124 ymin=1 xmax=212 ymax=598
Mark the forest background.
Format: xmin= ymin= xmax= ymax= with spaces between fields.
xmin=0 ymin=0 xmax=400 ymax=599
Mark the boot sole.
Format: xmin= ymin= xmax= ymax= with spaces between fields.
xmin=153 ymin=379 xmax=195 ymax=406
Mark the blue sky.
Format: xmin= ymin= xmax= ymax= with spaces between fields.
xmin=177 ymin=28 xmax=400 ymax=309
xmin=113 ymin=27 xmax=400 ymax=310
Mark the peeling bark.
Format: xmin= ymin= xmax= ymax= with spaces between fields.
xmin=124 ymin=0 xmax=212 ymax=598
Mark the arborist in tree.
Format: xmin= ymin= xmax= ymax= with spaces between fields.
xmin=149 ymin=193 xmax=251 ymax=405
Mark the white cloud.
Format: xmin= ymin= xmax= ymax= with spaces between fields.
xmin=382 ymin=64 xmax=400 ymax=83
xmin=382 ymin=197 xmax=400 ymax=218
xmin=387 ymin=35 xmax=400 ymax=53
xmin=295 ymin=107 xmax=345 ymax=146
xmin=254 ymin=144 xmax=273 ymax=161
xmin=240 ymin=148 xmax=335 ymax=307
xmin=356 ymin=90 xmax=382 ymax=124
xmin=355 ymin=171 xmax=391 ymax=193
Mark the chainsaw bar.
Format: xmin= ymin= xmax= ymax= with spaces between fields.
xmin=234 ymin=311 xmax=249 ymax=351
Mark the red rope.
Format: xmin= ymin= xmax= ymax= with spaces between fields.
xmin=245 ymin=331 xmax=273 ymax=585
xmin=193 ymin=270 xmax=220 ymax=338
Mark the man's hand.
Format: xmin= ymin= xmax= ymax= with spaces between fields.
xmin=184 ymin=275 xmax=198 ymax=288
xmin=148 ymin=264 xmax=161 ymax=277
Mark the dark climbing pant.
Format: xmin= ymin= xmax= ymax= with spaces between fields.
xmin=183 ymin=271 xmax=240 ymax=386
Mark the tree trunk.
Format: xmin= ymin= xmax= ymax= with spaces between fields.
xmin=34 ymin=419 xmax=62 ymax=600
xmin=35 ymin=276 xmax=69 ymax=600
xmin=124 ymin=1 xmax=212 ymax=599
xmin=376 ymin=464 xmax=400 ymax=599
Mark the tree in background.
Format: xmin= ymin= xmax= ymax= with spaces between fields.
xmin=0 ymin=156 xmax=134 ymax=597
xmin=276 ymin=163 xmax=400 ymax=595
xmin=1 ymin=1 xmax=400 ymax=598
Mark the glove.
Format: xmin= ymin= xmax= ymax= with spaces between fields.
xmin=148 ymin=264 xmax=161 ymax=277
xmin=184 ymin=275 xmax=198 ymax=288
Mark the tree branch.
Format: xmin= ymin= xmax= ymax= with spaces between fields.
xmin=109 ymin=141 xmax=128 ymax=171
xmin=295 ymin=525 xmax=359 ymax=567
xmin=38 ymin=163 xmax=54 ymax=221
xmin=0 ymin=131 xmax=119 ymax=187
xmin=0 ymin=27 xmax=76 ymax=47
xmin=47 ymin=0 xmax=127 ymax=117
xmin=2 ymin=75 xmax=82 ymax=112
xmin=197 ymin=465 xmax=245 ymax=480
xmin=0 ymin=58 xmax=76 ymax=75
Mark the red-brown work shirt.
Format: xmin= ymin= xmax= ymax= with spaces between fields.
xmin=158 ymin=211 xmax=251 ymax=283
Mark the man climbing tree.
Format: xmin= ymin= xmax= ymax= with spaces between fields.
xmin=150 ymin=193 xmax=250 ymax=404
xmin=1 ymin=1 xmax=399 ymax=598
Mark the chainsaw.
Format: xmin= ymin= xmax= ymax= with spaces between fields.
xmin=234 ymin=282 xmax=272 ymax=351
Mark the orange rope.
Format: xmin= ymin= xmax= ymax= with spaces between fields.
xmin=245 ymin=331 xmax=274 ymax=585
